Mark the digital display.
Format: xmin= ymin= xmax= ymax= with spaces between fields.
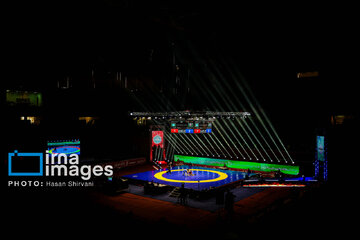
xmin=317 ymin=136 xmax=325 ymax=161
xmin=170 ymin=120 xmax=213 ymax=133
xmin=47 ymin=139 xmax=80 ymax=155
xmin=6 ymin=90 xmax=42 ymax=107
xmin=173 ymin=155 xmax=300 ymax=175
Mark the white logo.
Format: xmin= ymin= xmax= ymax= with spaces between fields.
xmin=153 ymin=135 xmax=162 ymax=144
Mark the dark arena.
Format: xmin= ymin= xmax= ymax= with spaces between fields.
xmin=2 ymin=1 xmax=358 ymax=239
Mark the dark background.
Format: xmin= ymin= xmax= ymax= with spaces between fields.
xmin=2 ymin=0 xmax=358 ymax=165
xmin=2 ymin=1 xmax=359 ymax=237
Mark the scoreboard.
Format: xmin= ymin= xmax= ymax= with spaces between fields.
xmin=170 ymin=120 xmax=213 ymax=133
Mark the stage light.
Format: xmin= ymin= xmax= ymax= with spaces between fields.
xmin=256 ymin=108 xmax=294 ymax=163
xmin=187 ymin=133 xmax=210 ymax=156
xmin=242 ymin=118 xmax=278 ymax=163
xmin=176 ymin=132 xmax=199 ymax=155
xmin=162 ymin=130 xmax=188 ymax=154
xmin=207 ymin=133 xmax=227 ymax=157
xmin=210 ymin=123 xmax=233 ymax=158
xmin=212 ymin=60 xmax=290 ymax=163
xmin=226 ymin=119 xmax=253 ymax=159
xmin=239 ymin=119 xmax=269 ymax=161
xmin=214 ymin=119 xmax=245 ymax=159
xmin=203 ymin=134 xmax=221 ymax=157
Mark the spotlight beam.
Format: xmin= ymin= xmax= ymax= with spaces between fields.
xmin=179 ymin=43 xmax=272 ymax=162
xmin=223 ymin=63 xmax=289 ymax=163
xmin=164 ymin=131 xmax=188 ymax=154
xmin=153 ymin=119 xmax=189 ymax=155
xmin=221 ymin=118 xmax=248 ymax=159
xmin=187 ymin=133 xmax=208 ymax=156
xmin=206 ymin=132 xmax=227 ymax=157
xmin=187 ymin=69 xmax=246 ymax=159
xmin=192 ymin=60 xmax=272 ymax=162
xmin=210 ymin=58 xmax=288 ymax=163
xmin=168 ymin=132 xmax=191 ymax=155
xmin=226 ymin=119 xmax=257 ymax=160
xmin=153 ymin=110 xmax=199 ymax=156
xmin=254 ymin=103 xmax=294 ymax=163
xmin=213 ymin=120 xmax=241 ymax=159
xmin=202 ymin=133 xmax=221 ymax=156
xmin=129 ymin=81 xmax=220 ymax=159
xmin=193 ymin=133 xmax=213 ymax=156
xmin=235 ymin=118 xmax=264 ymax=161
xmin=176 ymin=131 xmax=199 ymax=155
xmin=209 ymin=127 xmax=233 ymax=158
xmin=247 ymin=120 xmax=279 ymax=162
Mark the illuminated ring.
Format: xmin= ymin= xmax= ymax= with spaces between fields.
xmin=154 ymin=169 xmax=228 ymax=183
xmin=49 ymin=146 xmax=80 ymax=155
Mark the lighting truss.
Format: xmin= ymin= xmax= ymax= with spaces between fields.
xmin=129 ymin=111 xmax=251 ymax=119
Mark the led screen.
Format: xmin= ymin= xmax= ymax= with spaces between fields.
xmin=174 ymin=155 xmax=299 ymax=175
xmin=47 ymin=139 xmax=80 ymax=155
xmin=170 ymin=120 xmax=213 ymax=133
xmin=6 ymin=90 xmax=42 ymax=107
xmin=317 ymin=136 xmax=325 ymax=161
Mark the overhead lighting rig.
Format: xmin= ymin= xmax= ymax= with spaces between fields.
xmin=129 ymin=111 xmax=251 ymax=120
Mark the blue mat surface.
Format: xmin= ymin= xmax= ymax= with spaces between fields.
xmin=123 ymin=166 xmax=253 ymax=190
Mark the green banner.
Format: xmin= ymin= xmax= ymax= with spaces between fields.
xmin=174 ymin=155 xmax=299 ymax=175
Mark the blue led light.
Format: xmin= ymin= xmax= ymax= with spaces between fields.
xmin=185 ymin=129 xmax=194 ymax=133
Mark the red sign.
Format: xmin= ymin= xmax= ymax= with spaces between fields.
xmin=194 ymin=129 xmax=201 ymax=133
xmin=151 ymin=131 xmax=165 ymax=162
xmin=152 ymin=131 xmax=164 ymax=147
xmin=171 ymin=129 xmax=178 ymax=133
